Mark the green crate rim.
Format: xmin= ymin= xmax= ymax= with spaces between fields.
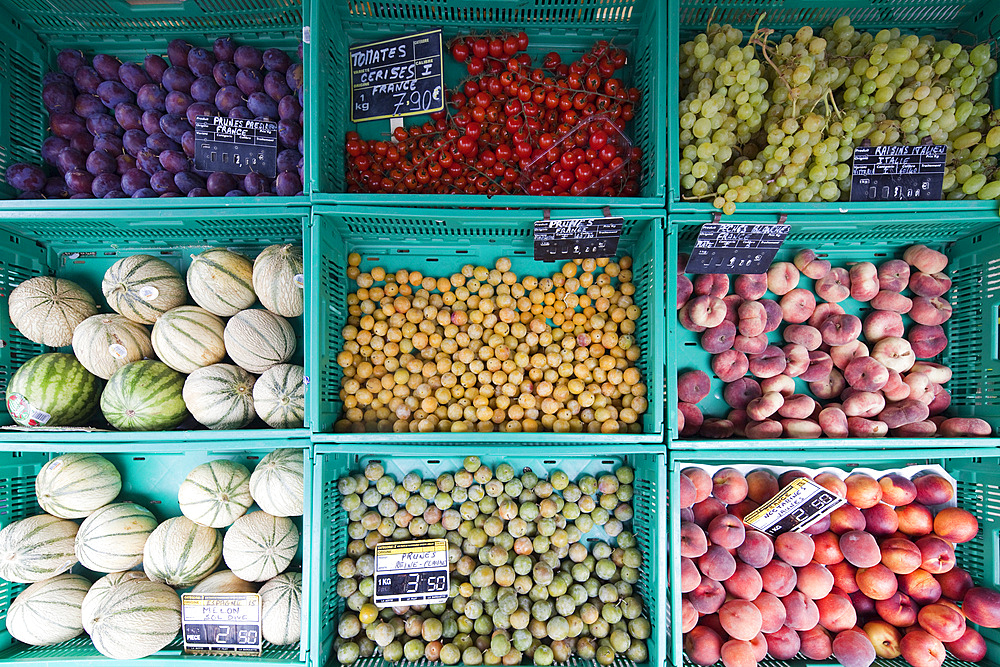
xmin=0 ymin=441 xmax=313 ymax=666
xmin=664 ymin=0 xmax=1000 ymax=215
xmin=666 ymin=446 xmax=1000 ymax=667
xmin=308 ymin=203 xmax=665 ymax=443
xmin=311 ymin=441 xmax=668 ymax=667
xmin=0 ymin=203 xmax=315 ymax=439
xmin=305 ymin=0 xmax=667 ymax=208
xmin=665 ymin=211 xmax=1000 ymax=446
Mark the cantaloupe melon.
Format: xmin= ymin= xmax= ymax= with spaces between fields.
xmin=8 ymin=276 xmax=98 ymax=347
xmin=102 ymin=254 xmax=186 ymax=325
xmin=248 ymin=448 xmax=304 ymax=517
xmin=81 ymin=571 xmax=150 ymax=634
xmin=75 ymin=502 xmax=157 ymax=573
xmin=86 ymin=579 xmax=181 ymax=660
xmin=253 ymin=364 xmax=305 ymax=429
xmin=223 ymin=309 xmax=296 ymax=373
xmin=34 ymin=452 xmax=122 ymax=519
xmin=6 ymin=573 xmax=91 ymax=645
xmin=142 ymin=516 xmax=222 ymax=588
xmin=182 ymin=364 xmax=257 ymax=430
xmin=187 ymin=248 xmax=256 ymax=317
xmin=0 ymin=514 xmax=79 ymax=583
xmin=222 ymin=511 xmax=298 ymax=582
xmin=191 ymin=570 xmax=259 ymax=594
xmin=253 ymin=244 xmax=304 ymax=317
xmin=150 ymin=306 xmax=226 ymax=374
xmin=259 ymin=571 xmax=301 ymax=645
xmin=178 ymin=460 xmax=253 ymax=528
xmin=72 ymin=314 xmax=153 ymax=380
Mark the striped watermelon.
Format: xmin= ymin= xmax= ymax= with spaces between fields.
xmin=81 ymin=571 xmax=150 ymax=635
xmin=224 ymin=309 xmax=296 ymax=373
xmin=6 ymin=573 xmax=91 ymax=646
xmin=8 ymin=276 xmax=98 ymax=347
xmin=34 ymin=453 xmax=122 ymax=519
xmin=143 ymin=516 xmax=222 ymax=588
xmin=191 ymin=570 xmax=259 ymax=594
xmin=150 ymin=306 xmax=226 ymax=374
xmin=249 ymin=448 xmax=304 ymax=517
xmin=182 ymin=364 xmax=257 ymax=430
xmin=253 ymin=244 xmax=304 ymax=318
xmin=100 ymin=360 xmax=188 ymax=431
xmin=0 ymin=514 xmax=79 ymax=583
xmin=72 ymin=314 xmax=153 ymax=380
xmin=187 ymin=248 xmax=256 ymax=317
xmin=102 ymin=254 xmax=187 ymax=325
xmin=178 ymin=460 xmax=253 ymax=528
xmin=5 ymin=353 xmax=101 ymax=427
xmin=253 ymin=364 xmax=305 ymax=429
xmin=75 ymin=502 xmax=158 ymax=573
xmin=86 ymin=579 xmax=181 ymax=660
xmin=259 ymin=572 xmax=301 ymax=645
xmin=222 ymin=511 xmax=299 ymax=582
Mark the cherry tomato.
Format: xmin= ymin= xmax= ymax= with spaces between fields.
xmin=503 ymin=36 xmax=519 ymax=56
xmin=489 ymin=38 xmax=504 ymax=58
xmin=467 ymin=57 xmax=484 ymax=75
xmin=597 ymin=57 xmax=615 ymax=78
xmin=516 ymin=31 xmax=529 ymax=50
xmin=451 ymin=42 xmax=470 ymax=62
xmin=472 ymin=38 xmax=488 ymax=58
xmin=575 ymin=163 xmax=593 ymax=182
xmin=543 ymin=52 xmax=561 ymax=69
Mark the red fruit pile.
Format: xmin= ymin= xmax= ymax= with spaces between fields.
xmin=345 ymin=33 xmax=643 ymax=196
xmin=679 ymin=467 xmax=1000 ymax=667
xmin=675 ymin=243 xmax=993 ymax=439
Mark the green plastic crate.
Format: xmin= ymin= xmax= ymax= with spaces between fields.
xmin=667 ymin=447 xmax=1000 ymax=667
xmin=0 ymin=442 xmax=312 ymax=666
xmin=310 ymin=442 xmax=666 ymax=667
xmin=0 ymin=0 xmax=308 ymax=206
xmin=309 ymin=205 xmax=664 ymax=442
xmin=666 ymin=0 xmax=1000 ymax=215
xmin=308 ymin=0 xmax=665 ymax=208
xmin=667 ymin=211 xmax=1000 ymax=448
xmin=0 ymin=204 xmax=313 ymax=441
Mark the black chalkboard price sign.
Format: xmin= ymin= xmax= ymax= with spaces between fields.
xmin=534 ymin=217 xmax=624 ymax=261
xmin=850 ymin=144 xmax=946 ymax=202
xmin=193 ymin=116 xmax=278 ymax=178
xmin=350 ymin=29 xmax=445 ymax=122
xmin=685 ymin=222 xmax=790 ymax=274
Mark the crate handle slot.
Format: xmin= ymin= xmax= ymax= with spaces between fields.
xmin=118 ymin=0 xmax=189 ymax=11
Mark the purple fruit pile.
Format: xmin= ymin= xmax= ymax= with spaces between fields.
xmin=7 ymin=37 xmax=305 ymax=199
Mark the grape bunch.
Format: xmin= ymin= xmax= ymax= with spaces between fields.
xmin=5 ymin=37 xmax=305 ymax=199
xmin=345 ymin=33 xmax=643 ymax=197
xmin=677 ymin=15 xmax=1000 ymax=212
xmin=334 ymin=458 xmax=650 ymax=666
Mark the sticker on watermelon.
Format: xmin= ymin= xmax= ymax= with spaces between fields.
xmin=294 ymin=274 xmax=304 ymax=288
xmin=7 ymin=393 xmax=52 ymax=426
